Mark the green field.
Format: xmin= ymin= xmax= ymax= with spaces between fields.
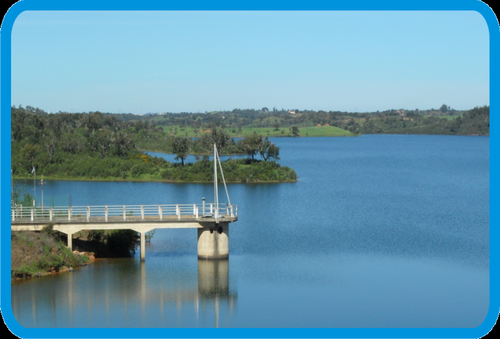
xmin=162 ymin=125 xmax=354 ymax=138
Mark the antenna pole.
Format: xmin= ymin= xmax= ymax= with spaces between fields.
xmin=216 ymin=147 xmax=231 ymax=207
xmin=214 ymin=143 xmax=219 ymax=219
xmin=33 ymin=167 xmax=36 ymax=207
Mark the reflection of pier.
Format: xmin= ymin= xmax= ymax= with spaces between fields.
xmin=12 ymin=259 xmax=237 ymax=328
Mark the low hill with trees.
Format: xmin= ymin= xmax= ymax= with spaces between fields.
xmin=11 ymin=106 xmax=297 ymax=183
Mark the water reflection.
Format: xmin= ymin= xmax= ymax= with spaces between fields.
xmin=12 ymin=259 xmax=237 ymax=328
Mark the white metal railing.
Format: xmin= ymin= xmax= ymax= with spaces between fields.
xmin=11 ymin=203 xmax=237 ymax=223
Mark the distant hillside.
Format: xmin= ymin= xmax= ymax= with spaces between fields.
xmin=360 ymin=106 xmax=489 ymax=136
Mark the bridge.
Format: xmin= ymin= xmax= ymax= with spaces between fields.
xmin=11 ymin=144 xmax=238 ymax=260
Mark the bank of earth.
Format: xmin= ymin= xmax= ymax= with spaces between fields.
xmin=11 ymin=227 xmax=140 ymax=282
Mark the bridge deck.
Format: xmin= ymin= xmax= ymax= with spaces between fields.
xmin=11 ymin=214 xmax=237 ymax=225
xmin=11 ymin=203 xmax=237 ymax=226
xmin=11 ymin=203 xmax=238 ymax=259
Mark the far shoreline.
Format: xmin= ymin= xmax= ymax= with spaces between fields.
xmin=12 ymin=175 xmax=298 ymax=184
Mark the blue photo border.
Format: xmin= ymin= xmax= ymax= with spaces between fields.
xmin=1 ymin=0 xmax=498 ymax=337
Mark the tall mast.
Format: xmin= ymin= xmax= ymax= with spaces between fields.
xmin=214 ymin=143 xmax=219 ymax=219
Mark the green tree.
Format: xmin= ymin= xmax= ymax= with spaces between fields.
xmin=258 ymin=137 xmax=280 ymax=161
xmin=241 ymin=134 xmax=263 ymax=160
xmin=44 ymin=132 xmax=57 ymax=163
xmin=291 ymin=126 xmax=300 ymax=136
xmin=211 ymin=127 xmax=229 ymax=155
xmin=20 ymin=143 xmax=39 ymax=168
xmin=172 ymin=136 xmax=189 ymax=166
xmin=112 ymin=131 xmax=134 ymax=157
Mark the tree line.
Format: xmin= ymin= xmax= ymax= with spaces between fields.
xmin=81 ymin=103 xmax=489 ymax=137
xmin=11 ymin=106 xmax=292 ymax=182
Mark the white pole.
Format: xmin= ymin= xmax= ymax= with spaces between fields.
xmin=41 ymin=175 xmax=44 ymax=212
xmin=33 ymin=167 xmax=36 ymax=207
xmin=215 ymin=146 xmax=231 ymax=206
xmin=214 ymin=143 xmax=219 ymax=219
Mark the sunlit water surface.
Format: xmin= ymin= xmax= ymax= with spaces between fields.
xmin=12 ymin=135 xmax=489 ymax=328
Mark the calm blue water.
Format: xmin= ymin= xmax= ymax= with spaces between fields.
xmin=11 ymin=135 xmax=489 ymax=328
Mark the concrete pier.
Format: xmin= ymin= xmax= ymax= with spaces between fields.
xmin=197 ymin=223 xmax=229 ymax=259
xmin=11 ymin=204 xmax=237 ymax=261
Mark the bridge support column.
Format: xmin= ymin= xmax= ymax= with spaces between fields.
xmin=197 ymin=222 xmax=229 ymax=259
xmin=140 ymin=232 xmax=146 ymax=261
xmin=67 ymin=233 xmax=73 ymax=252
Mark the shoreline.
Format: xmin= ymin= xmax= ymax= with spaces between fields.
xmin=11 ymin=250 xmax=96 ymax=284
xmin=12 ymin=175 xmax=298 ymax=184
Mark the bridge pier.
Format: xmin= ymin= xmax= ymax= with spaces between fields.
xmin=140 ymin=231 xmax=146 ymax=261
xmin=53 ymin=229 xmax=78 ymax=252
xmin=67 ymin=233 xmax=73 ymax=252
xmin=197 ymin=223 xmax=229 ymax=259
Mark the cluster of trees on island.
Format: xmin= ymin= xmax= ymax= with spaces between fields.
xmin=11 ymin=106 xmax=296 ymax=184
xmin=11 ymin=103 xmax=488 ymax=184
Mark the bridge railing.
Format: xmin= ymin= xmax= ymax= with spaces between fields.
xmin=11 ymin=203 xmax=237 ymax=223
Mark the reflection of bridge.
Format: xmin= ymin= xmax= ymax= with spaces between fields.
xmin=11 ymin=144 xmax=238 ymax=260
xmin=11 ymin=259 xmax=237 ymax=328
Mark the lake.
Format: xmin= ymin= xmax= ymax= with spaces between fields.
xmin=11 ymin=135 xmax=489 ymax=328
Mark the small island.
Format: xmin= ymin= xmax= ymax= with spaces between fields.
xmin=11 ymin=106 xmax=297 ymax=183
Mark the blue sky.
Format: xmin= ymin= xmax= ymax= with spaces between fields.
xmin=11 ymin=10 xmax=489 ymax=114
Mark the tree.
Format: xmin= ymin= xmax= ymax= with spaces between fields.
xmin=44 ymin=132 xmax=57 ymax=163
xmin=258 ymin=137 xmax=280 ymax=161
xmin=240 ymin=134 xmax=263 ymax=160
xmin=95 ymin=129 xmax=111 ymax=158
xmin=172 ymin=136 xmax=189 ymax=166
xmin=291 ymin=126 xmax=300 ymax=136
xmin=269 ymin=143 xmax=280 ymax=161
xmin=439 ymin=104 xmax=448 ymax=113
xmin=112 ymin=131 xmax=134 ymax=157
xmin=85 ymin=111 xmax=103 ymax=136
xmin=211 ymin=127 xmax=229 ymax=155
xmin=20 ymin=143 xmax=39 ymax=168
xmin=273 ymin=122 xmax=280 ymax=131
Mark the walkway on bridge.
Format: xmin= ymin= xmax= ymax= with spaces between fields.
xmin=11 ymin=144 xmax=238 ymax=260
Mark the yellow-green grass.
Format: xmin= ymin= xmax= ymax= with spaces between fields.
xmin=162 ymin=125 xmax=354 ymax=138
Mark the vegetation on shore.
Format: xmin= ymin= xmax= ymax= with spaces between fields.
xmin=11 ymin=104 xmax=488 ymax=183
xmin=118 ymin=103 xmax=489 ymax=137
xmin=11 ymin=226 xmax=90 ymax=279
xmin=11 ymin=199 xmax=141 ymax=281
xmin=11 ymin=106 xmax=297 ymax=183
xmin=358 ymin=105 xmax=489 ymax=135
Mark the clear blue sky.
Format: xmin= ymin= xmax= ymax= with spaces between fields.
xmin=11 ymin=10 xmax=489 ymax=114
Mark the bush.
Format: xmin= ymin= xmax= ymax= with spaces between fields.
xmin=106 ymin=230 xmax=139 ymax=257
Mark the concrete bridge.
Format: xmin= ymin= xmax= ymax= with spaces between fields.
xmin=11 ymin=202 xmax=237 ymax=260
xmin=11 ymin=144 xmax=238 ymax=261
